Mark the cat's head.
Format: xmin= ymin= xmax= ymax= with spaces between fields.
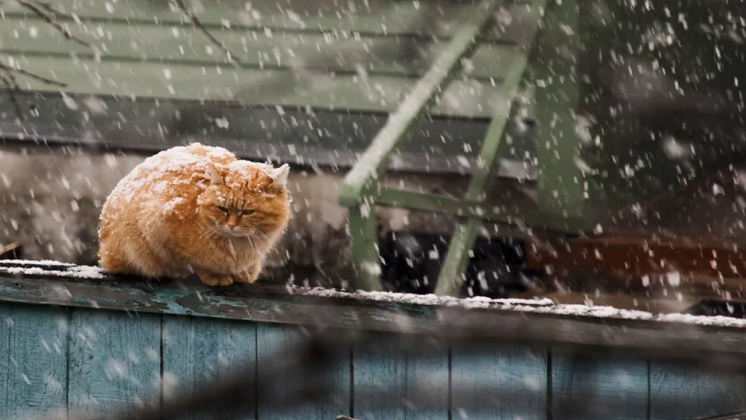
xmin=197 ymin=161 xmax=291 ymax=241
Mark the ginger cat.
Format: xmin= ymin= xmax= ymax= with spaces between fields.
xmin=98 ymin=143 xmax=291 ymax=286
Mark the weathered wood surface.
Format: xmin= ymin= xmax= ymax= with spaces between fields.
xmin=552 ymin=350 xmax=648 ymax=420
xmin=163 ymin=316 xmax=257 ymax=420
xmin=0 ymin=0 xmax=541 ymax=42
xmin=2 ymin=305 xmax=67 ymax=420
xmin=0 ymin=301 xmax=744 ymax=420
xmin=354 ymin=333 xmax=449 ymax=420
xmin=0 ymin=0 xmax=544 ymax=176
xmin=68 ymin=310 xmax=162 ymax=418
xmin=0 ymin=19 xmax=521 ymax=81
xmin=4 ymin=262 xmax=746 ymax=358
xmin=0 ymin=54 xmax=510 ymax=118
xmin=257 ymin=324 xmax=351 ymax=419
xmin=0 ymin=95 xmax=511 ymax=175
xmin=451 ymin=343 xmax=547 ymax=420
xmin=0 ymin=0 xmax=543 ymax=118
xmin=649 ymin=361 xmax=746 ymax=420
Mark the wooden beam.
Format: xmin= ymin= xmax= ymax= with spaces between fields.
xmin=540 ymin=292 xmax=700 ymax=315
xmin=4 ymin=262 xmax=746 ymax=356
xmin=0 ymin=242 xmax=22 ymax=260
xmin=0 ymin=100 xmax=495 ymax=176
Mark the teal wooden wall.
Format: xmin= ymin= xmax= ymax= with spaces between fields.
xmin=1 ymin=301 xmax=744 ymax=420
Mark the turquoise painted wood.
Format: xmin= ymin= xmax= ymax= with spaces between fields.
xmin=552 ymin=351 xmax=649 ymax=420
xmin=451 ymin=343 xmax=547 ymax=420
xmin=649 ymin=362 xmax=746 ymax=420
xmin=3 ymin=305 xmax=68 ymax=420
xmin=68 ymin=309 xmax=162 ymax=418
xmin=1 ymin=300 xmax=746 ymax=419
xmin=354 ymin=333 xmax=449 ymax=420
xmin=257 ymin=324 xmax=351 ymax=420
xmin=162 ymin=315 xmax=257 ymax=420
xmin=0 ymin=307 xmax=8 ymax=420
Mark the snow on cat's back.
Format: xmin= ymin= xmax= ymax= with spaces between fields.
xmin=98 ymin=143 xmax=291 ymax=286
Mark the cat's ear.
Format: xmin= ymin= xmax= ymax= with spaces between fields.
xmin=206 ymin=163 xmax=223 ymax=185
xmin=270 ymin=164 xmax=289 ymax=189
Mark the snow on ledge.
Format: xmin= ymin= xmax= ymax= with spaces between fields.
xmin=0 ymin=259 xmax=74 ymax=267
xmin=0 ymin=262 xmax=105 ymax=279
xmin=3 ymin=260 xmax=746 ymax=329
xmin=296 ymin=287 xmax=554 ymax=308
xmin=296 ymin=287 xmax=746 ymax=329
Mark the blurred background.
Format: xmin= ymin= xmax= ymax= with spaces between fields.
xmin=1 ymin=0 xmax=746 ymax=311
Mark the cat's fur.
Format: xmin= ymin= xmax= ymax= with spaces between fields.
xmin=98 ymin=143 xmax=291 ymax=286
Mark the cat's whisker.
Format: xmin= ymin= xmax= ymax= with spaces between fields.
xmin=254 ymin=230 xmax=270 ymax=245
xmin=197 ymin=225 xmax=217 ymax=241
xmin=250 ymin=232 xmax=264 ymax=252
xmin=200 ymin=225 xmax=225 ymax=246
xmin=247 ymin=231 xmax=269 ymax=251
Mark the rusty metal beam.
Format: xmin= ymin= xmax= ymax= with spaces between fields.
xmin=527 ymin=236 xmax=746 ymax=279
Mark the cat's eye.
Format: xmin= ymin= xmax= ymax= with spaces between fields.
xmin=241 ymin=209 xmax=256 ymax=216
xmin=217 ymin=206 xmax=229 ymax=213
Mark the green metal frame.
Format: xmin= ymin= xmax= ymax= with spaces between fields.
xmin=338 ymin=0 xmax=539 ymax=295
xmin=533 ymin=0 xmax=587 ymax=225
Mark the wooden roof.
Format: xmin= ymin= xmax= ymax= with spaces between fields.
xmin=0 ymin=0 xmax=543 ymax=173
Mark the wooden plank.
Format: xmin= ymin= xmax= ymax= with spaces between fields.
xmin=0 ymin=306 xmax=10 ymax=419
xmin=67 ymin=308 xmax=161 ymax=418
xmin=451 ymin=344 xmax=547 ymax=420
xmin=0 ymin=98 xmax=497 ymax=176
xmin=1 ymin=53 xmax=508 ymax=118
xmin=0 ymin=18 xmax=522 ymax=81
xmin=3 ymin=304 xmax=68 ymax=420
xmin=540 ymin=292 xmax=699 ymax=315
xmin=162 ymin=315 xmax=257 ymax=420
xmin=353 ymin=333 xmax=448 ymax=420
xmin=256 ymin=323 xmax=351 ymax=420
xmin=650 ymin=361 xmax=746 ymax=420
xmin=7 ymin=265 xmax=746 ymax=357
xmin=0 ymin=0 xmax=542 ymax=41
xmin=0 ymin=243 xmax=22 ymax=260
xmin=551 ymin=350 xmax=648 ymax=420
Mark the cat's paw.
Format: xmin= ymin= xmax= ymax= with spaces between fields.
xmin=233 ymin=268 xmax=260 ymax=284
xmin=198 ymin=273 xmax=234 ymax=287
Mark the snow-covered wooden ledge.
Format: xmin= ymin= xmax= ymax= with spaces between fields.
xmin=3 ymin=259 xmax=746 ymax=356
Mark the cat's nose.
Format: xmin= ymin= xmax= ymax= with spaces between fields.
xmin=226 ymin=215 xmax=239 ymax=230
